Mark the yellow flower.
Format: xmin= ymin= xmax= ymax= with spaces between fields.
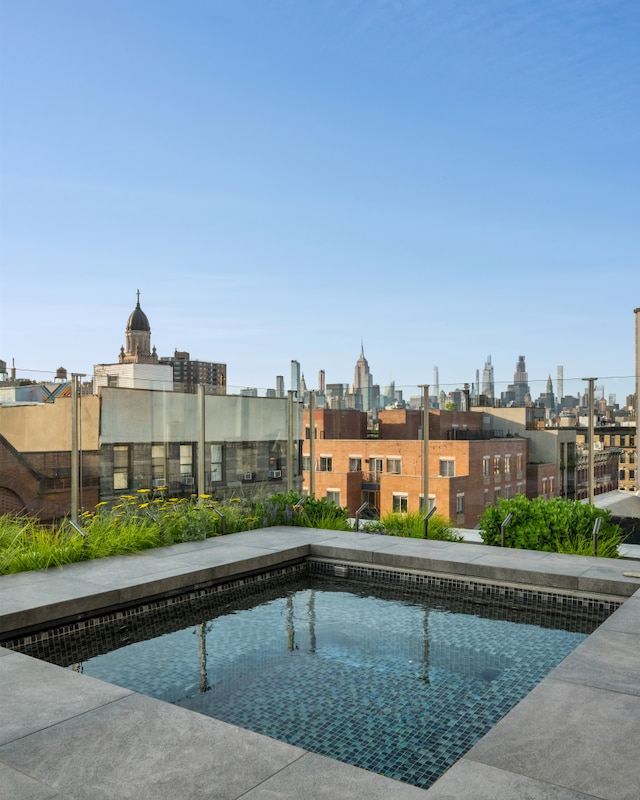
xmin=139 ymin=502 xmax=149 ymax=509
xmin=95 ymin=501 xmax=108 ymax=508
xmin=199 ymin=494 xmax=211 ymax=499
xmin=230 ymin=497 xmax=241 ymax=503
xmin=137 ymin=488 xmax=151 ymax=494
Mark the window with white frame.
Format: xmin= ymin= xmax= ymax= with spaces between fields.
xmin=151 ymin=444 xmax=165 ymax=486
xmin=439 ymin=458 xmax=455 ymax=477
xmin=392 ymin=493 xmax=408 ymax=512
xmin=504 ymin=454 xmax=511 ymax=476
xmin=326 ymin=489 xmax=340 ymax=505
xmin=483 ymin=456 xmax=491 ymax=478
xmin=349 ymin=457 xmax=362 ymax=472
xmin=302 ymin=455 xmax=311 ymax=472
xmin=370 ymin=457 xmax=383 ymax=477
xmin=210 ymin=444 xmax=223 ymax=483
xmin=386 ymin=457 xmax=402 ymax=475
xmin=505 ymin=485 xmax=511 ymax=500
xmin=456 ymin=493 xmax=464 ymax=514
xmin=516 ymin=453 xmax=523 ymax=473
xmin=319 ymin=456 xmax=333 ymax=472
xmin=419 ymin=495 xmax=436 ymax=512
xmin=494 ymin=487 xmax=501 ymax=504
xmin=484 ymin=488 xmax=489 ymax=506
xmin=180 ymin=444 xmax=193 ymax=481
xmin=113 ymin=445 xmax=129 ymax=491
xmin=493 ymin=455 xmax=501 ymax=475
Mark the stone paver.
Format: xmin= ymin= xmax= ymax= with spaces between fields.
xmin=1 ymin=528 xmax=639 ymax=800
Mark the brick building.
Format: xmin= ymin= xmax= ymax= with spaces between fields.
xmin=302 ymin=408 xmax=530 ymax=527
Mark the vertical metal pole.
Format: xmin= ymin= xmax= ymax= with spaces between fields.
xmin=71 ymin=374 xmax=79 ymax=524
xmin=287 ymin=391 xmax=294 ymax=493
xmin=635 ymin=308 xmax=640 ymax=493
xmin=583 ymin=377 xmax=597 ymax=504
xmin=309 ymin=390 xmax=316 ymax=497
xmin=422 ymin=384 xmax=430 ymax=518
xmin=197 ymin=384 xmax=205 ymax=496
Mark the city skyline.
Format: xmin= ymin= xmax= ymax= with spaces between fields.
xmin=1 ymin=2 xmax=638 ymax=392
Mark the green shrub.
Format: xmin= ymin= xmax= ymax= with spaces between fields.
xmin=373 ymin=511 xmax=462 ymax=541
xmin=478 ymin=495 xmax=623 ymax=556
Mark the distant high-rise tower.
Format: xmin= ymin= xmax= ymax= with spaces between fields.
xmin=513 ymin=355 xmax=530 ymax=405
xmin=275 ymin=375 xmax=285 ymax=397
xmin=353 ymin=342 xmax=374 ymax=411
xmin=481 ymin=355 xmax=494 ymax=402
xmin=318 ymin=369 xmax=325 ymax=393
xmin=434 ymin=366 xmax=439 ymax=399
xmin=291 ymin=360 xmax=300 ymax=399
xmin=557 ymin=366 xmax=563 ymax=405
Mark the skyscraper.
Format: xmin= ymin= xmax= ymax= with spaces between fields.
xmin=291 ymin=360 xmax=301 ymax=399
xmin=353 ymin=342 xmax=374 ymax=411
xmin=481 ymin=355 xmax=494 ymax=402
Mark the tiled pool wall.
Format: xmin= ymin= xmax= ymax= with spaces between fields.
xmin=4 ymin=557 xmax=621 ymax=668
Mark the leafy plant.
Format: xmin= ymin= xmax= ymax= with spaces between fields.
xmin=380 ymin=510 xmax=462 ymax=541
xmin=478 ymin=495 xmax=624 ymax=556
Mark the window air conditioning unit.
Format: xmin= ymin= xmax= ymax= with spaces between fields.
xmin=152 ymin=478 xmax=166 ymax=488
xmin=182 ymin=475 xmax=194 ymax=485
xmin=242 ymin=472 xmax=254 ymax=481
xmin=268 ymin=469 xmax=282 ymax=479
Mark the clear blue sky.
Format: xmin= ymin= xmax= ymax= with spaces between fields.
xmin=1 ymin=0 xmax=638 ymax=400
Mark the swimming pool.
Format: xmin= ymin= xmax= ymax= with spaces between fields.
xmin=7 ymin=562 xmax=618 ymax=790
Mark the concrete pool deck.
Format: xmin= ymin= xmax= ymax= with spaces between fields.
xmin=1 ymin=528 xmax=640 ymax=800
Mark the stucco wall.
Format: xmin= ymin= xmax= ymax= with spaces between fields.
xmin=0 ymin=395 xmax=100 ymax=451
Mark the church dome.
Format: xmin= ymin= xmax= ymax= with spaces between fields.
xmin=126 ymin=294 xmax=150 ymax=332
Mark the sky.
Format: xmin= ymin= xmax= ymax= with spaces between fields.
xmin=1 ymin=0 xmax=638 ymax=401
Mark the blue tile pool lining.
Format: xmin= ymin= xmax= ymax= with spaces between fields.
xmin=3 ymin=557 xmax=621 ymax=668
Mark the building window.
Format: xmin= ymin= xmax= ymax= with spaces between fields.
xmin=516 ymin=453 xmax=523 ymax=474
xmin=620 ymin=436 xmax=626 ymax=447
xmin=386 ymin=457 xmax=402 ymax=475
xmin=505 ymin=485 xmax=511 ymax=500
xmin=630 ymin=452 xmax=636 ymax=464
xmin=302 ymin=455 xmax=311 ymax=472
xmin=493 ymin=456 xmax=501 ymax=475
xmin=456 ymin=493 xmax=464 ymax=514
xmin=620 ymin=452 xmax=626 ymax=463
xmin=370 ymin=457 xmax=383 ymax=477
xmin=326 ymin=489 xmax=340 ymax=505
xmin=549 ymin=476 xmax=554 ymax=493
xmin=305 ymin=426 xmax=318 ymax=440
xmin=349 ymin=457 xmax=362 ymax=472
xmin=107 ymin=375 xmax=119 ymax=387
xmin=151 ymin=444 xmax=165 ymax=487
xmin=630 ymin=436 xmax=635 ymax=447
xmin=392 ymin=493 xmax=408 ymax=513
xmin=319 ymin=456 xmax=333 ymax=472
xmin=630 ymin=469 xmax=636 ymax=482
xmin=210 ymin=444 xmax=223 ymax=483
xmin=504 ymin=454 xmax=511 ymax=476
xmin=180 ymin=444 xmax=193 ymax=480
xmin=113 ymin=445 xmax=129 ymax=491
xmin=542 ymin=477 xmax=548 ymax=495
xmin=609 ymin=435 xmax=615 ymax=446
xmin=494 ymin=488 xmax=501 ymax=504
xmin=483 ymin=456 xmax=490 ymax=478
xmin=439 ymin=459 xmax=454 ymax=477
xmin=419 ymin=495 xmax=435 ymax=512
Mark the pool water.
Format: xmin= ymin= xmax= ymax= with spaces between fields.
xmin=41 ymin=574 xmax=607 ymax=790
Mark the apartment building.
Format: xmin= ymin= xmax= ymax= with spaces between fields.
xmin=302 ymin=408 xmax=529 ymax=527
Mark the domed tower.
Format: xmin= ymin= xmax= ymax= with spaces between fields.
xmin=119 ymin=291 xmax=158 ymax=364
